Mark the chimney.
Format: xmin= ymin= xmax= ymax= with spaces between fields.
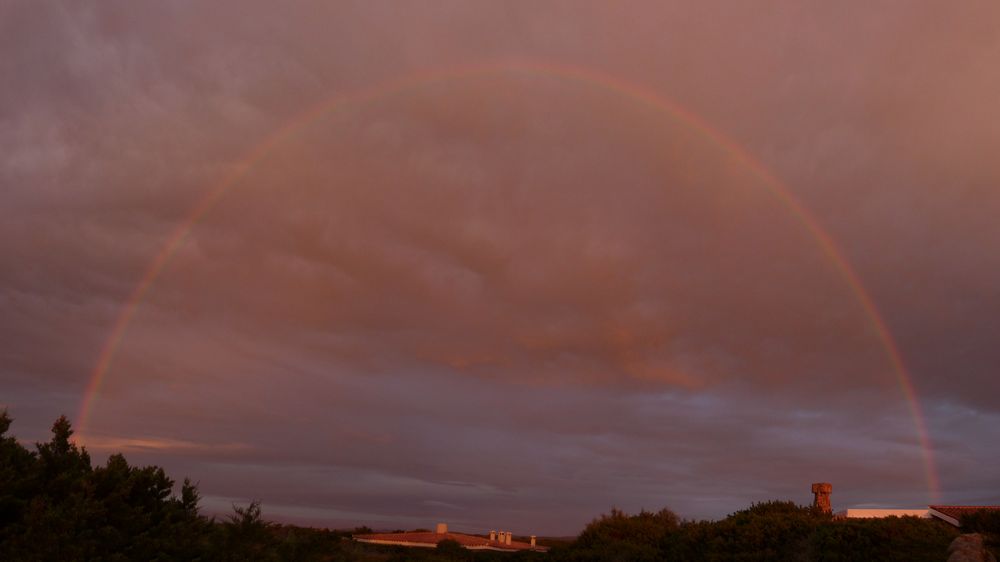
xmin=530 ymin=535 xmax=537 ymax=548
xmin=811 ymin=483 xmax=832 ymax=514
xmin=489 ymin=530 xmax=496 ymax=542
xmin=436 ymin=523 xmax=448 ymax=534
xmin=505 ymin=532 xmax=512 ymax=546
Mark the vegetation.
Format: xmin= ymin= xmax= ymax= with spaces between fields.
xmin=556 ymin=507 xmax=679 ymax=561
xmin=960 ymin=510 xmax=1000 ymax=558
xmin=552 ymin=502 xmax=959 ymax=561
xmin=0 ymin=410 xmax=969 ymax=560
xmin=0 ymin=411 xmax=348 ymax=561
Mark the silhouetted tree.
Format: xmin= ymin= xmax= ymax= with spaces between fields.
xmin=0 ymin=412 xmax=217 ymax=560
xmin=0 ymin=410 xmax=35 ymax=532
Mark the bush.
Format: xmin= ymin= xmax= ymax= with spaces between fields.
xmin=808 ymin=516 xmax=957 ymax=561
xmin=558 ymin=507 xmax=679 ymax=561
xmin=960 ymin=510 xmax=1000 ymax=558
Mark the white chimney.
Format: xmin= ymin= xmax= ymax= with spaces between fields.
xmin=530 ymin=535 xmax=536 ymax=548
xmin=436 ymin=523 xmax=447 ymax=534
xmin=505 ymin=532 xmax=512 ymax=545
xmin=489 ymin=530 xmax=496 ymax=542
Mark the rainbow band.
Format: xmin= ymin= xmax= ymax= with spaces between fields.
xmin=78 ymin=59 xmax=939 ymax=500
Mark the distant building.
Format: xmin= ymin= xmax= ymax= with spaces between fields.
xmin=815 ymin=483 xmax=929 ymax=521
xmin=841 ymin=508 xmax=930 ymax=519
xmin=927 ymin=505 xmax=1000 ymax=527
xmin=812 ymin=483 xmax=833 ymax=514
xmin=354 ymin=522 xmax=548 ymax=553
xmin=833 ymin=500 xmax=1000 ymax=527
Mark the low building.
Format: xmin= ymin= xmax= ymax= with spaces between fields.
xmin=354 ymin=523 xmax=548 ymax=553
xmin=841 ymin=508 xmax=930 ymax=519
xmin=834 ymin=505 xmax=1000 ymax=526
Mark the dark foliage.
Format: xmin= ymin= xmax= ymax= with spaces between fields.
xmin=554 ymin=507 xmax=679 ymax=561
xmin=435 ymin=538 xmax=470 ymax=561
xmin=659 ymin=501 xmax=823 ymax=561
xmin=808 ymin=515 xmax=960 ymax=561
xmin=0 ymin=411 xmax=346 ymax=561
xmin=960 ymin=510 xmax=1000 ymax=558
xmin=960 ymin=509 xmax=1000 ymax=536
xmin=551 ymin=502 xmax=959 ymax=562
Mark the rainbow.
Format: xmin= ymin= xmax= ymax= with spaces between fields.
xmin=77 ymin=59 xmax=940 ymax=500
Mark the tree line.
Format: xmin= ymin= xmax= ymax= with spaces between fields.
xmin=0 ymin=411 xmax=352 ymax=561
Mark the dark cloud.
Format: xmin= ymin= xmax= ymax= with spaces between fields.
xmin=2 ymin=0 xmax=999 ymax=534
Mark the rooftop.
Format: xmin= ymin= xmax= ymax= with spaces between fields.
xmin=354 ymin=530 xmax=548 ymax=552
xmin=928 ymin=505 xmax=1000 ymax=526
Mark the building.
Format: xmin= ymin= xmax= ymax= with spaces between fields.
xmin=839 ymin=506 xmax=1000 ymax=525
xmin=927 ymin=505 xmax=1000 ymax=527
xmin=354 ymin=522 xmax=549 ymax=553
xmin=813 ymin=483 xmax=992 ymax=523
xmin=841 ymin=508 xmax=930 ymax=519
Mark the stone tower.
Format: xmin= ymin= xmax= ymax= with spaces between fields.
xmin=811 ymin=482 xmax=832 ymax=514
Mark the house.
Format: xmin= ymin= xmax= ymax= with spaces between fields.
xmin=354 ymin=522 xmax=549 ymax=553
xmin=927 ymin=505 xmax=1000 ymax=527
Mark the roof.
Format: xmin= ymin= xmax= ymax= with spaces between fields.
xmin=928 ymin=505 xmax=1000 ymax=527
xmin=353 ymin=531 xmax=548 ymax=552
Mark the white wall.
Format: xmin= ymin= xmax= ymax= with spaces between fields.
xmin=842 ymin=509 xmax=930 ymax=519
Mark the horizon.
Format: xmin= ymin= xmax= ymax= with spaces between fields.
xmin=3 ymin=1 xmax=999 ymax=537
xmin=5 ymin=415 xmax=990 ymax=536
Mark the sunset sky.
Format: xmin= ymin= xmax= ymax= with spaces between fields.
xmin=2 ymin=1 xmax=999 ymax=535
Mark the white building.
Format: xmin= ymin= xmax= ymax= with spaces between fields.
xmin=840 ymin=508 xmax=930 ymax=519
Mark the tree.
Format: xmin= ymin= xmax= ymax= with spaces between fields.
xmin=180 ymin=477 xmax=200 ymax=514
xmin=35 ymin=414 xmax=92 ymax=491
xmin=0 ymin=410 xmax=36 ymax=533
xmin=217 ymin=500 xmax=278 ymax=561
xmin=0 ymin=412 xmax=221 ymax=560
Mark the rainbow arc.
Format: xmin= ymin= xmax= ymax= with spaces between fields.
xmin=77 ymin=59 xmax=939 ymax=501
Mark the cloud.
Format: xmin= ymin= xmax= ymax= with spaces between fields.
xmin=2 ymin=0 xmax=999 ymax=534
xmin=82 ymin=435 xmax=251 ymax=455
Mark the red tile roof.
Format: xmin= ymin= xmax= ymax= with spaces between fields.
xmin=928 ymin=505 xmax=1000 ymax=525
xmin=354 ymin=531 xmax=547 ymax=552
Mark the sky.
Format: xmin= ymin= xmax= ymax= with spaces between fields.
xmin=2 ymin=1 xmax=999 ymax=536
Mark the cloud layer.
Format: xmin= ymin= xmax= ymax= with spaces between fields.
xmin=2 ymin=1 xmax=999 ymax=534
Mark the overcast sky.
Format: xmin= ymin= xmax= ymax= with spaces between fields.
xmin=2 ymin=1 xmax=999 ymax=535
